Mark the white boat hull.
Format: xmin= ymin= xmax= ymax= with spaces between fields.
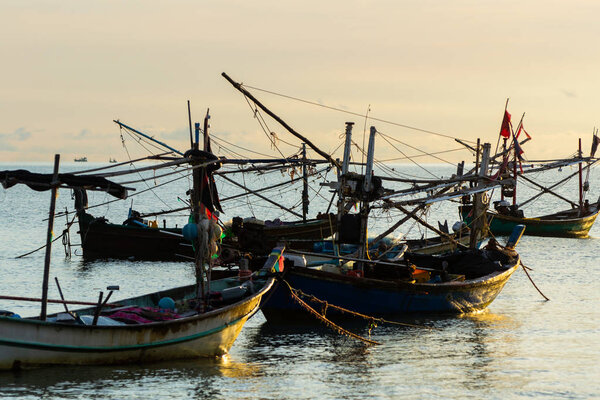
xmin=0 ymin=278 xmax=273 ymax=369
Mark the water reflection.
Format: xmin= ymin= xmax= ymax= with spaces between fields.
xmin=0 ymin=356 xmax=266 ymax=399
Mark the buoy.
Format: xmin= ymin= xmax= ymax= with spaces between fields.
xmin=182 ymin=223 xmax=198 ymax=242
xmin=158 ymin=297 xmax=175 ymax=311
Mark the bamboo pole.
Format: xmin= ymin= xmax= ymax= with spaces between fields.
xmin=579 ymin=138 xmax=583 ymax=213
xmin=114 ymin=120 xmax=185 ymax=156
xmin=220 ymin=174 xmax=303 ymax=218
xmin=517 ymin=173 xmax=578 ymax=208
xmin=519 ymin=160 xmax=599 ymax=208
xmin=40 ymin=154 xmax=60 ymax=321
xmin=0 ymin=295 xmax=122 ymax=308
xmin=54 ymin=277 xmax=70 ymax=314
xmin=138 ymin=167 xmax=329 ymax=219
xmin=371 ymin=181 xmax=461 ymax=246
xmin=370 ymin=204 xmax=427 ymax=246
xmin=392 ymin=204 xmax=466 ymax=249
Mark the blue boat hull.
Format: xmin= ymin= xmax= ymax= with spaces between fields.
xmin=261 ymin=260 xmax=519 ymax=321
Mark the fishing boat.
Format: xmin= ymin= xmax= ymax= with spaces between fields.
xmin=217 ymin=75 xmax=522 ymax=326
xmin=70 ymin=116 xmax=336 ymax=261
xmin=254 ymin=125 xmax=520 ymax=320
xmin=109 ymin=158 xmax=117 ymax=163
xmin=74 ymin=156 xmax=87 ymax=162
xmin=74 ymin=204 xmax=336 ymax=261
xmin=460 ymin=104 xmax=600 ymax=238
xmin=460 ymin=201 xmax=600 ymax=238
xmin=75 ymin=206 xmax=194 ymax=261
xmin=0 ymin=134 xmax=277 ymax=369
xmin=0 ymin=275 xmax=274 ymax=370
xmin=261 ymin=238 xmax=521 ymax=320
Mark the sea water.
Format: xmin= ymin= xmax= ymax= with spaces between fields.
xmin=0 ymin=162 xmax=598 ymax=399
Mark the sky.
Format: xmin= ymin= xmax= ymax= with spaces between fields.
xmin=2 ymin=0 xmax=600 ymax=165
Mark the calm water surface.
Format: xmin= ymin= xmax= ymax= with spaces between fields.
xmin=0 ymin=162 xmax=598 ymax=399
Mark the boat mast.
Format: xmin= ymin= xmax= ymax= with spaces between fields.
xmin=302 ymin=143 xmax=308 ymax=222
xmin=40 ymin=154 xmax=60 ymax=320
xmin=333 ymin=122 xmax=354 ymax=258
xmin=338 ymin=122 xmax=354 ymax=219
xmin=470 ymin=143 xmax=491 ymax=248
xmin=500 ymin=137 xmax=507 ymax=202
xmin=188 ymin=103 xmax=206 ymax=302
xmin=357 ymin=126 xmax=376 ymax=273
xmin=513 ymin=137 xmax=518 ymax=208
xmin=203 ymin=108 xmax=210 ymax=152
xmin=578 ymin=138 xmax=583 ymax=214
xmin=188 ymin=100 xmax=194 ymax=150
xmin=203 ymin=109 xmax=213 ymax=296
xmin=473 ymin=138 xmax=480 ymax=188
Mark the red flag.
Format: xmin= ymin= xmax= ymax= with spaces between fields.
xmin=516 ymin=124 xmax=531 ymax=140
xmin=500 ymin=110 xmax=512 ymax=138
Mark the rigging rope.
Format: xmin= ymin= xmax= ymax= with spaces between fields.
xmin=211 ymin=134 xmax=280 ymax=159
xmin=15 ymin=212 xmax=78 ymax=259
xmin=378 ymin=130 xmax=456 ymax=167
xmin=375 ymin=134 xmax=439 ymax=179
xmin=378 ymin=147 xmax=466 ymax=163
xmin=243 ymin=94 xmax=290 ymax=160
xmin=121 ymin=130 xmax=178 ymax=210
xmin=281 ymin=280 xmax=381 ymax=345
xmin=288 ymin=283 xmax=435 ymax=330
xmin=242 ymin=83 xmax=477 ymax=144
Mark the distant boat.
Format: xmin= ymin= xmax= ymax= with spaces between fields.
xmin=74 ymin=157 xmax=87 ymax=162
xmin=460 ymin=203 xmax=600 ymax=238
xmin=109 ymin=158 xmax=117 ymax=163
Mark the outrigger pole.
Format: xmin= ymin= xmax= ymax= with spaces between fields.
xmin=114 ymin=120 xmax=185 ymax=156
xmin=221 ymin=72 xmax=341 ymax=169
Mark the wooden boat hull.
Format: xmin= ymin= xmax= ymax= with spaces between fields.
xmin=0 ymin=277 xmax=274 ymax=370
xmin=263 ymin=218 xmax=336 ymax=240
xmin=230 ymin=215 xmax=337 ymax=256
xmin=78 ymin=214 xmax=190 ymax=260
xmin=261 ymin=257 xmax=518 ymax=321
xmin=78 ymin=212 xmax=336 ymax=260
xmin=461 ymin=206 xmax=599 ymax=238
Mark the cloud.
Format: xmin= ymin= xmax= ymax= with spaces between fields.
xmin=0 ymin=127 xmax=32 ymax=151
xmin=561 ymin=89 xmax=577 ymax=98
xmin=160 ymin=127 xmax=190 ymax=140
xmin=77 ymin=129 xmax=91 ymax=138
xmin=72 ymin=129 xmax=113 ymax=140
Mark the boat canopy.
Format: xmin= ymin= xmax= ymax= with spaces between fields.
xmin=0 ymin=169 xmax=128 ymax=199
